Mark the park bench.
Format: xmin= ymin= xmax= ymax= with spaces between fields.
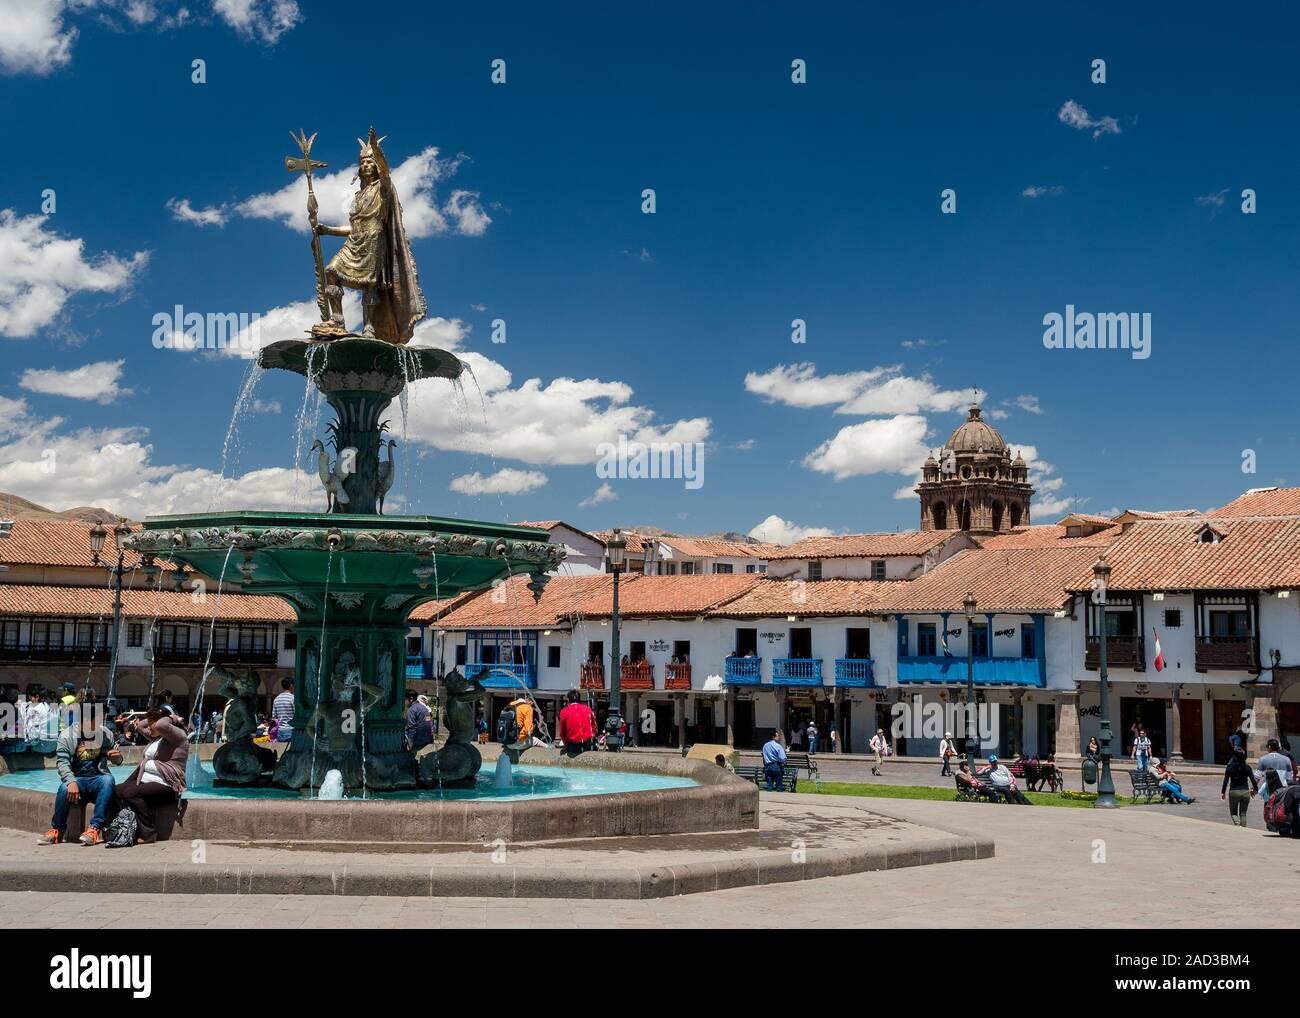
xmin=736 ymin=763 xmax=799 ymax=792
xmin=953 ymin=775 xmax=1012 ymax=803
xmin=1129 ymin=769 xmax=1164 ymax=804
xmin=785 ymin=751 xmax=819 ymax=780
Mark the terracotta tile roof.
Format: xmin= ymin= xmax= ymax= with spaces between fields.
xmin=1207 ymin=487 xmax=1300 ymax=519
xmin=1112 ymin=508 xmax=1201 ymax=521
xmin=407 ymin=593 xmax=477 ymax=623
xmin=881 ymin=547 xmax=1102 ymax=614
xmin=592 ymin=530 xmax=649 ymax=554
xmin=1065 ymin=517 xmax=1300 ymax=592
xmin=513 ymin=520 xmax=601 ymax=543
xmin=764 ymin=531 xmax=956 ymax=561
xmin=429 ymin=574 xmax=617 ymax=629
xmin=0 ymin=584 xmax=295 ymax=622
xmin=654 ymin=536 xmax=778 ymax=559
xmin=976 ymin=524 xmax=1122 ymax=550
xmin=1057 ymin=513 xmax=1115 ymax=526
xmin=579 ymin=574 xmax=762 ymax=618
xmin=707 ymin=578 xmax=901 ymax=618
xmin=0 ymin=519 xmax=147 ymax=569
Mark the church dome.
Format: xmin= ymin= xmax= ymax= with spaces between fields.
xmin=944 ymin=404 xmax=1007 ymax=454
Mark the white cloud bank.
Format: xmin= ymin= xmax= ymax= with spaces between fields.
xmin=19 ymin=359 xmax=132 ymax=403
xmin=747 ymin=514 xmax=837 ymax=545
xmin=449 ymin=468 xmax=548 ymax=497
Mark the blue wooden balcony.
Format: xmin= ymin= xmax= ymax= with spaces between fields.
xmin=897 ymin=656 xmax=1043 ymax=686
xmin=405 ymin=655 xmax=430 ymax=681
xmin=724 ymin=656 xmax=762 ymax=685
xmin=771 ymin=658 xmax=823 ymax=686
xmin=834 ymin=658 xmax=875 ymax=687
xmin=464 ymin=661 xmax=537 ymax=689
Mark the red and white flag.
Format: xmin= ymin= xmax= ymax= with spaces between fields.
xmin=1152 ymin=628 xmax=1165 ymax=672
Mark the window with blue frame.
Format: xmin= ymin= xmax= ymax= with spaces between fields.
xmin=970 ymin=623 xmax=989 ymax=657
xmin=467 ymin=630 xmax=538 ymax=669
xmin=1021 ymin=624 xmax=1036 ymax=659
xmin=917 ymin=622 xmax=937 ymax=656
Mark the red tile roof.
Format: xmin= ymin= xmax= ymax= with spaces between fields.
xmin=654 ymin=536 xmax=779 ymax=559
xmin=1065 ymin=517 xmax=1300 ymax=592
xmin=0 ymin=584 xmax=295 ymax=622
xmin=1112 ymin=508 xmax=1201 ymax=521
xmin=578 ymin=574 xmax=763 ymax=618
xmin=764 ymin=531 xmax=957 ymax=561
xmin=430 ymin=574 xmax=617 ymax=629
xmin=881 ymin=547 xmax=1102 ymax=613
xmin=976 ymin=524 xmax=1122 ymax=550
xmin=513 ymin=520 xmax=601 ymax=543
xmin=592 ymin=530 xmax=649 ymax=554
xmin=1207 ymin=487 xmax=1300 ymax=519
xmin=707 ymin=579 xmax=901 ymax=617
xmin=407 ymin=593 xmax=477 ymax=623
xmin=0 ymin=519 xmax=147 ymax=569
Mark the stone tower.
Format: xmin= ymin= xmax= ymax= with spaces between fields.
xmin=916 ymin=404 xmax=1033 ymax=533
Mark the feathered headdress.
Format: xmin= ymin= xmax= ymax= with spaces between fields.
xmin=356 ymin=126 xmax=390 ymax=182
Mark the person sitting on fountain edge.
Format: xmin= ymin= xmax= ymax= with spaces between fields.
xmin=501 ymin=695 xmax=539 ymax=750
xmin=39 ymin=711 xmax=123 ymax=845
xmin=114 ymin=709 xmax=189 ymax=844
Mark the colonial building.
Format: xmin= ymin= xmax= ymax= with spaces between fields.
xmin=917 ymin=404 xmax=1032 ymax=533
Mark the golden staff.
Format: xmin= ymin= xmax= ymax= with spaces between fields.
xmin=285 ymin=130 xmax=330 ymax=323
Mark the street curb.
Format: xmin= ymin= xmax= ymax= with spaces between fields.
xmin=0 ymin=832 xmax=992 ymax=899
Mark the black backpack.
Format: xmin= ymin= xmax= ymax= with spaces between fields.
xmin=496 ymin=705 xmax=519 ymax=744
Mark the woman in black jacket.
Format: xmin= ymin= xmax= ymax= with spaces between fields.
xmin=1221 ymin=750 xmax=1258 ymax=827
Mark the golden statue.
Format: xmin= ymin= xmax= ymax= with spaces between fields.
xmin=287 ymin=127 xmax=427 ymax=344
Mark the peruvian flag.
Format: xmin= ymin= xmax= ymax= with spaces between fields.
xmin=1152 ymin=628 xmax=1165 ymax=672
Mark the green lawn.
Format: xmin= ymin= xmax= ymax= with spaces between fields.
xmin=806 ymin=780 xmax=1133 ymax=809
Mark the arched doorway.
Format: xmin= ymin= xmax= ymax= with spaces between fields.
xmin=932 ymin=501 xmax=948 ymax=530
xmin=959 ymin=500 xmax=972 ymax=531
xmin=1009 ymin=503 xmax=1023 ymax=529
xmin=991 ymin=501 xmax=1004 ymax=532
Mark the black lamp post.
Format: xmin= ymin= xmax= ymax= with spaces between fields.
xmin=963 ymin=591 xmax=978 ymax=773
xmin=1092 ymin=557 xmax=1118 ymax=808
xmin=89 ymin=519 xmax=133 ymax=717
xmin=605 ymin=528 xmax=626 ymax=751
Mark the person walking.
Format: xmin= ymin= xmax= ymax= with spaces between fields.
xmin=761 ymin=730 xmax=788 ymax=791
xmin=869 ymin=728 xmax=888 ymax=776
xmin=271 ymin=678 xmax=295 ymax=743
xmin=1131 ymin=726 xmax=1151 ymax=773
xmin=1255 ymin=738 xmax=1295 ymax=788
xmin=806 ymin=720 xmax=819 ymax=755
xmin=1222 ymin=748 xmax=1258 ymax=826
xmin=557 ymin=689 xmax=597 ymax=757
xmin=829 ymin=727 xmax=839 ymax=754
xmin=939 ymin=731 xmax=956 ymax=777
xmin=114 ymin=710 xmax=188 ymax=844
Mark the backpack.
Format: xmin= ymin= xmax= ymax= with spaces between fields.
xmin=495 ymin=705 xmax=519 ymax=744
xmin=1263 ymin=791 xmax=1289 ymax=833
xmin=104 ymin=807 xmax=137 ymax=849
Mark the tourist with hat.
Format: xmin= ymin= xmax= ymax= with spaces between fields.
xmin=939 ymin=731 xmax=957 ymax=777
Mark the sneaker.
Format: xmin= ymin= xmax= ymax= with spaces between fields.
xmin=78 ymin=827 xmax=103 ymax=846
xmin=38 ymin=829 xmax=62 ymax=845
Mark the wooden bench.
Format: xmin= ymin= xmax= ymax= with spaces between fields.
xmin=736 ymin=763 xmax=798 ymax=792
xmin=1129 ymin=769 xmax=1164 ymax=804
xmin=785 ymin=751 xmax=819 ymax=780
xmin=954 ymin=775 xmax=1009 ymax=803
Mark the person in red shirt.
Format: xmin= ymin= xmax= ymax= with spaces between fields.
xmin=557 ymin=690 xmax=597 ymax=757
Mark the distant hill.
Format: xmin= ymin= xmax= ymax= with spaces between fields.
xmin=0 ymin=491 xmax=123 ymax=524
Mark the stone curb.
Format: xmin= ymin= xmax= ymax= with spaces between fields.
xmin=0 ymin=832 xmax=991 ymax=899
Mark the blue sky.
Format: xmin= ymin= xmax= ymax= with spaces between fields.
xmin=1 ymin=1 xmax=1297 ymax=540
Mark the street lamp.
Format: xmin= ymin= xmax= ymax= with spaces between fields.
xmin=89 ymin=519 xmax=133 ymax=717
xmin=605 ymin=528 xmax=627 ymax=751
xmin=963 ymin=591 xmax=978 ymax=774
xmin=1092 ymin=556 xmax=1118 ymax=808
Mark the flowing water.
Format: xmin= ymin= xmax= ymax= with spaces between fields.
xmin=309 ymin=547 xmax=334 ymax=796
xmin=212 ymin=362 xmax=266 ymax=510
xmin=186 ymin=542 xmax=236 ymax=790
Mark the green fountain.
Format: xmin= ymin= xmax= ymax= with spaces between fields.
xmin=125 ymin=128 xmax=561 ymax=792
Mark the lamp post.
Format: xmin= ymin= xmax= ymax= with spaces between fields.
xmin=605 ymin=528 xmax=626 ymax=751
xmin=963 ymin=591 xmax=978 ymax=773
xmin=89 ymin=520 xmax=132 ymax=716
xmin=1092 ymin=557 xmax=1118 ymax=807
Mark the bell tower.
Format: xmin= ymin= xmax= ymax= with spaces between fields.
xmin=916 ymin=404 xmax=1033 ymax=533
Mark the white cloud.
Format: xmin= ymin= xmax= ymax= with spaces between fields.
xmin=802 ymin=414 xmax=931 ymax=481
xmin=0 ymin=210 xmax=149 ymax=338
xmin=744 ymin=363 xmax=894 ymax=409
xmin=449 ymin=468 xmax=547 ymax=496
xmin=1022 ymin=185 xmax=1065 ymax=198
xmin=0 ymin=397 xmax=310 ymax=517
xmin=747 ymin=514 xmax=837 ymax=545
xmin=578 ymin=482 xmax=616 ymax=508
xmin=900 ymin=338 xmax=944 ymax=350
xmin=212 ymin=0 xmax=301 ymax=44
xmin=1057 ymin=99 xmax=1120 ymax=139
xmin=166 ymin=197 xmax=227 ymax=227
xmin=0 ymin=0 xmax=76 ymax=74
xmin=19 ymin=359 xmax=131 ymax=403
xmin=176 ymin=147 xmax=490 ymax=240
xmin=1013 ymin=394 xmax=1042 ymax=414
xmin=249 ymin=398 xmax=280 ymax=414
xmin=836 ymin=376 xmax=982 ymax=416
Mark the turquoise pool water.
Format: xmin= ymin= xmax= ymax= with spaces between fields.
xmin=0 ymin=761 xmax=697 ymax=802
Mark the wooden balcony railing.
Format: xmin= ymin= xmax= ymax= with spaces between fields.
xmin=834 ymin=657 xmax=875 ymax=687
xmin=771 ymin=658 xmax=823 ymax=686
xmin=1085 ymin=635 xmax=1145 ymax=671
xmin=724 ymin=656 xmax=762 ymax=684
xmin=1195 ymin=636 xmax=1259 ymax=672
xmin=665 ymin=662 xmax=692 ymax=690
xmin=580 ymin=663 xmax=605 ymax=689
xmin=619 ymin=660 xmax=653 ymax=690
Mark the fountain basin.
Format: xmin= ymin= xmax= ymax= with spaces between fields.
xmin=0 ymin=750 xmax=758 ymax=846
